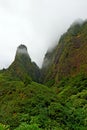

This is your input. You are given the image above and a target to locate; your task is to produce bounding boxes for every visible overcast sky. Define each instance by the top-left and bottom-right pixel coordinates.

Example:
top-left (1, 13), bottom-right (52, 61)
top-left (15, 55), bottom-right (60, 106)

top-left (0, 0), bottom-right (87, 69)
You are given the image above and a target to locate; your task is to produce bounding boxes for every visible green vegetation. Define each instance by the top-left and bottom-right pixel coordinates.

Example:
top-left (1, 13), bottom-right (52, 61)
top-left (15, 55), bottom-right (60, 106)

top-left (0, 72), bottom-right (87, 130)
top-left (0, 123), bottom-right (9, 130)
top-left (0, 20), bottom-right (87, 130)
top-left (14, 123), bottom-right (42, 130)
top-left (0, 75), bottom-right (58, 130)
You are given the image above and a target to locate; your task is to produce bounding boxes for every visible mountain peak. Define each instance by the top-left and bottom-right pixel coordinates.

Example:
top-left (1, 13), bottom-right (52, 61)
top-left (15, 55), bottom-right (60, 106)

top-left (16, 44), bottom-right (28, 55)
top-left (7, 44), bottom-right (40, 82)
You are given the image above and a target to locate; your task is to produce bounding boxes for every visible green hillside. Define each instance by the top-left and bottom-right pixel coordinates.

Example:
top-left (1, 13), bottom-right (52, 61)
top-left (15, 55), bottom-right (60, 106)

top-left (0, 71), bottom-right (87, 130)
top-left (0, 74), bottom-right (60, 130)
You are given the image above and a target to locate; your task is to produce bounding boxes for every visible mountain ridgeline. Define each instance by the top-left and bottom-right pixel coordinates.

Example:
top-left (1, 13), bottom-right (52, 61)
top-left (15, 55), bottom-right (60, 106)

top-left (2, 20), bottom-right (87, 84)
top-left (0, 20), bottom-right (87, 130)
top-left (42, 20), bottom-right (87, 85)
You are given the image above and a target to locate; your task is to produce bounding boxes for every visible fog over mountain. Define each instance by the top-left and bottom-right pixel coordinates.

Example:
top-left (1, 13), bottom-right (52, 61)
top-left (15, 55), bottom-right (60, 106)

top-left (0, 0), bottom-right (87, 69)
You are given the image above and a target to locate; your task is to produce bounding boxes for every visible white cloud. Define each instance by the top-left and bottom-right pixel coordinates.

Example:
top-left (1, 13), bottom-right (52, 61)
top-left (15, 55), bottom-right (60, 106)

top-left (0, 0), bottom-right (87, 69)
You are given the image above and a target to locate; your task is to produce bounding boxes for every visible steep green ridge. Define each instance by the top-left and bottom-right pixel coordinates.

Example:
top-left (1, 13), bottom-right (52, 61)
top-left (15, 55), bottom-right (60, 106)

top-left (5, 45), bottom-right (40, 82)
top-left (42, 20), bottom-right (87, 85)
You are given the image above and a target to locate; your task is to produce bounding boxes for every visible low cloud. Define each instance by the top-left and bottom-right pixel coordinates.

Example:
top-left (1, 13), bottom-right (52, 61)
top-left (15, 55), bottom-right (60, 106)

top-left (0, 0), bottom-right (87, 69)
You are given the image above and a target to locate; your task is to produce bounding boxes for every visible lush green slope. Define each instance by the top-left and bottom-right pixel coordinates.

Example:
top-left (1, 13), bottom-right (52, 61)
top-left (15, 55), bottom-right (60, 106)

top-left (0, 75), bottom-right (58, 130)
top-left (42, 21), bottom-right (87, 85)
top-left (0, 73), bottom-right (87, 130)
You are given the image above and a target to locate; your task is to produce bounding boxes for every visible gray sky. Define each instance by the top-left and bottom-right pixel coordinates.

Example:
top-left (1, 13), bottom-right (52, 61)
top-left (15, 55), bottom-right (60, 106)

top-left (0, 0), bottom-right (87, 69)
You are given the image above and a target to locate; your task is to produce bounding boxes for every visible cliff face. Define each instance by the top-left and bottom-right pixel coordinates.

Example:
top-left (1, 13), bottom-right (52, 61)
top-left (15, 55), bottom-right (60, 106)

top-left (42, 21), bottom-right (87, 85)
top-left (7, 44), bottom-right (40, 82)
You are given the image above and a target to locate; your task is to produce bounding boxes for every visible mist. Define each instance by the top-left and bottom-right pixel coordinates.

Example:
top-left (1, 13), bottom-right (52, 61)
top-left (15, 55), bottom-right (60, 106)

top-left (0, 0), bottom-right (87, 69)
